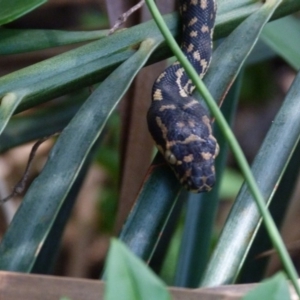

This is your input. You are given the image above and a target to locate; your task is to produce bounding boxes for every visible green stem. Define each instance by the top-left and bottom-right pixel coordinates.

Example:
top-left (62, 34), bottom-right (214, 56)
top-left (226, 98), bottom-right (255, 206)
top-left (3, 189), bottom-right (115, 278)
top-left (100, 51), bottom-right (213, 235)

top-left (145, 0), bottom-right (300, 295)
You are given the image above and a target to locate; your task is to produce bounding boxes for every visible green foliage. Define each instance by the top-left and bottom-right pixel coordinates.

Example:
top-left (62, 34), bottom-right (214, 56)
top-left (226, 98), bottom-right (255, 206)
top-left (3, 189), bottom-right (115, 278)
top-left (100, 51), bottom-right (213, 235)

top-left (0, 0), bottom-right (300, 299)
top-left (0, 0), bottom-right (46, 25)
top-left (0, 37), bottom-right (161, 272)
top-left (242, 272), bottom-right (291, 300)
top-left (241, 61), bottom-right (275, 103)
top-left (262, 16), bottom-right (300, 70)
top-left (219, 168), bottom-right (243, 200)
top-left (105, 239), bottom-right (171, 300)
top-left (0, 29), bottom-right (108, 55)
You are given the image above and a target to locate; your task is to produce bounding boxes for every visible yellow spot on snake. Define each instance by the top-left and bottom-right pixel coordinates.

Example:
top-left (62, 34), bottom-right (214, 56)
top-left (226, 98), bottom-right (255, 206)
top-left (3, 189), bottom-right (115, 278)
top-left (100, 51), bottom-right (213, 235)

top-left (202, 115), bottom-right (212, 133)
top-left (183, 99), bottom-right (198, 109)
top-left (191, 0), bottom-right (198, 5)
top-left (176, 68), bottom-right (184, 78)
top-left (188, 120), bottom-right (196, 127)
top-left (153, 89), bottom-right (163, 101)
top-left (201, 25), bottom-right (209, 33)
top-left (188, 17), bottom-right (198, 26)
top-left (190, 31), bottom-right (198, 37)
top-left (176, 68), bottom-right (188, 97)
top-left (183, 79), bottom-right (193, 93)
top-left (202, 152), bottom-right (212, 160)
top-left (170, 134), bottom-right (206, 147)
top-left (159, 104), bottom-right (176, 111)
top-left (187, 43), bottom-right (194, 53)
top-left (156, 72), bottom-right (166, 83)
top-left (177, 134), bottom-right (204, 144)
top-left (200, 0), bottom-right (208, 9)
top-left (183, 154), bottom-right (194, 163)
top-left (176, 122), bottom-right (185, 128)
top-left (200, 59), bottom-right (209, 74)
top-left (155, 117), bottom-right (168, 140)
top-left (193, 50), bottom-right (201, 61)
top-left (179, 89), bottom-right (188, 97)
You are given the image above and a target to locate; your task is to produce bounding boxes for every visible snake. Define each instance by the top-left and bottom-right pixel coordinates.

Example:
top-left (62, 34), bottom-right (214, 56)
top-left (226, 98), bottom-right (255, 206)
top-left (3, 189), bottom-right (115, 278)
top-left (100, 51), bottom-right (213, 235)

top-left (147, 0), bottom-right (219, 193)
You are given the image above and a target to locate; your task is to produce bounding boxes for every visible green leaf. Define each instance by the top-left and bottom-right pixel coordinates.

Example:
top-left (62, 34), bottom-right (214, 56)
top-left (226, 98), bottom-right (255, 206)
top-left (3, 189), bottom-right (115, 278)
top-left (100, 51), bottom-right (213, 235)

top-left (0, 95), bottom-right (84, 152)
top-left (201, 70), bottom-right (300, 286)
top-left (220, 168), bottom-right (243, 199)
top-left (0, 91), bottom-right (28, 136)
top-left (242, 272), bottom-right (291, 300)
top-left (0, 0), bottom-right (46, 25)
top-left (0, 29), bottom-right (108, 55)
top-left (0, 0), bottom-right (298, 116)
top-left (261, 16), bottom-right (300, 70)
top-left (118, 153), bottom-right (181, 261)
top-left (0, 14), bottom-right (178, 114)
top-left (105, 239), bottom-right (171, 300)
top-left (0, 38), bottom-right (161, 272)
top-left (201, 0), bottom-right (300, 287)
top-left (206, 0), bottom-right (283, 105)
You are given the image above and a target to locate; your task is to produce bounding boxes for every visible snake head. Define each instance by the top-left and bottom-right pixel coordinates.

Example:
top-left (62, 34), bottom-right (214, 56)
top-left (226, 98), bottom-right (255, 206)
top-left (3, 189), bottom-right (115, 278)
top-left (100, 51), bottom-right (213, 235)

top-left (164, 135), bottom-right (219, 193)
top-left (147, 93), bottom-right (219, 193)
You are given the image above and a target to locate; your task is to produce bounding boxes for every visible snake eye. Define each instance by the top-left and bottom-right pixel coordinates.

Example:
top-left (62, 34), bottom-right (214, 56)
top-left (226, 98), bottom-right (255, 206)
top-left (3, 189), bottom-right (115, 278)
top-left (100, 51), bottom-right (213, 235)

top-left (165, 150), bottom-right (177, 165)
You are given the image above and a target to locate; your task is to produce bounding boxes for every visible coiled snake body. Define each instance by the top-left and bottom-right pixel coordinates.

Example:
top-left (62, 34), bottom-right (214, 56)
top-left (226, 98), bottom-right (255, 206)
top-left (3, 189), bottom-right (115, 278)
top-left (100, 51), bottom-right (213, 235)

top-left (147, 0), bottom-right (219, 192)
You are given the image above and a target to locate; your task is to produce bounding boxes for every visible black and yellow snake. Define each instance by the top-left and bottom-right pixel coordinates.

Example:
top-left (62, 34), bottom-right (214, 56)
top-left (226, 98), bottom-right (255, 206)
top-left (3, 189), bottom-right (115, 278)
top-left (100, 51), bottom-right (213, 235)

top-left (147, 0), bottom-right (219, 192)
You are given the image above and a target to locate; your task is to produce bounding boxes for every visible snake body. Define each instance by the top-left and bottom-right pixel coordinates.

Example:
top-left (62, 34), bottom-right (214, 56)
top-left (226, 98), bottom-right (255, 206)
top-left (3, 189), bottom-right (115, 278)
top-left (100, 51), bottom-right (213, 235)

top-left (147, 0), bottom-right (219, 192)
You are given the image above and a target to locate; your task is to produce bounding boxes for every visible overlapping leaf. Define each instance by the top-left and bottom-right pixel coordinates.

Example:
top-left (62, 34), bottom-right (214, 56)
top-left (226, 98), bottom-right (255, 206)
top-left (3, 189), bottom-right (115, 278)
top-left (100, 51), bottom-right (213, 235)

top-left (0, 38), bottom-right (161, 272)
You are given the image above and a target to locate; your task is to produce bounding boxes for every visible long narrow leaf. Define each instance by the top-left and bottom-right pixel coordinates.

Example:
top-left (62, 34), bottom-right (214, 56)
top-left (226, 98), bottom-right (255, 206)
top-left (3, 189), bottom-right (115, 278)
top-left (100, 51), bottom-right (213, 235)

top-left (261, 16), bottom-right (300, 70)
top-left (202, 70), bottom-right (300, 286)
top-left (0, 29), bottom-right (109, 55)
top-left (0, 0), bottom-right (46, 25)
top-left (0, 37), bottom-right (161, 272)
top-left (105, 239), bottom-right (171, 300)
top-left (0, 0), bottom-right (298, 116)
top-left (0, 14), bottom-right (178, 115)
top-left (0, 91), bottom-right (28, 135)
top-left (205, 0), bottom-right (283, 105)
top-left (118, 153), bottom-right (181, 262)
top-left (242, 272), bottom-right (290, 300)
top-left (31, 138), bottom-right (102, 274)
top-left (0, 97), bottom-right (83, 153)
top-left (239, 141), bottom-right (300, 282)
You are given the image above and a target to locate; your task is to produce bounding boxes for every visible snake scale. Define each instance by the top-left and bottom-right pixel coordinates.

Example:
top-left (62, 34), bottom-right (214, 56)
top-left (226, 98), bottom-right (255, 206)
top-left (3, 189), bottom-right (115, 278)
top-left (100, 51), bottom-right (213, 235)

top-left (147, 0), bottom-right (219, 192)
